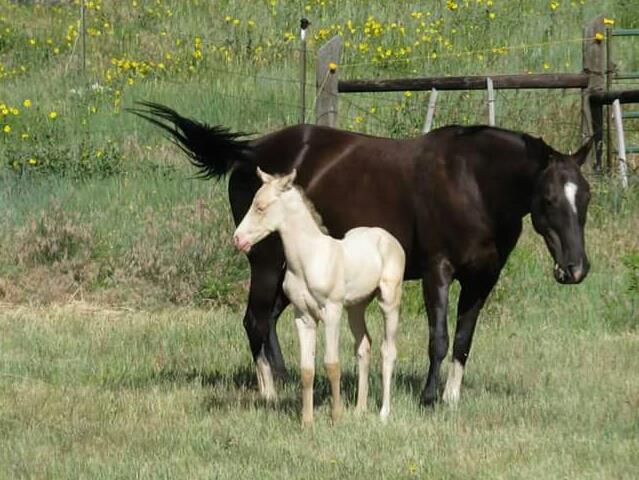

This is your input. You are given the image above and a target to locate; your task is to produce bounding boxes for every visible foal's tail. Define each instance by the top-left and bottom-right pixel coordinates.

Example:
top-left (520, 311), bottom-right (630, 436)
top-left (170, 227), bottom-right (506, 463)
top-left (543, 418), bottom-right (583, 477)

top-left (128, 101), bottom-right (253, 179)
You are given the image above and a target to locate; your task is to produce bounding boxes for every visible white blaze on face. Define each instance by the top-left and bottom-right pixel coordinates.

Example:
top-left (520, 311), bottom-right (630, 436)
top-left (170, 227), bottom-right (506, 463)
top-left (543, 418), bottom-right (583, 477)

top-left (564, 182), bottom-right (578, 214)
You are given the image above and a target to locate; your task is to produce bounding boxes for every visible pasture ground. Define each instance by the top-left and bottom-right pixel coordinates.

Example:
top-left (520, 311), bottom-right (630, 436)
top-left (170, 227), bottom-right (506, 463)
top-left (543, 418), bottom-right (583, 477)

top-left (1, 208), bottom-right (638, 479)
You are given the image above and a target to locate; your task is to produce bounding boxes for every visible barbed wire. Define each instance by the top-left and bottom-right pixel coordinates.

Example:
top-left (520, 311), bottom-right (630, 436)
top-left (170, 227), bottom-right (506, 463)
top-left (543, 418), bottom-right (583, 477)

top-left (339, 36), bottom-right (600, 70)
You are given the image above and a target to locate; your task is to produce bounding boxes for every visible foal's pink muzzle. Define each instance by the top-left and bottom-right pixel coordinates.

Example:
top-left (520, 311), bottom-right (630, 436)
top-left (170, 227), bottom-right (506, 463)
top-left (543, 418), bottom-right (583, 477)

top-left (233, 233), bottom-right (252, 253)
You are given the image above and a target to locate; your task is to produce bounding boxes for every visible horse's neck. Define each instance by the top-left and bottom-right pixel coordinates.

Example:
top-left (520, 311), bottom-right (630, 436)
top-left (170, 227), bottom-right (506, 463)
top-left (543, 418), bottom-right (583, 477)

top-left (277, 190), bottom-right (331, 273)
top-left (477, 149), bottom-right (542, 220)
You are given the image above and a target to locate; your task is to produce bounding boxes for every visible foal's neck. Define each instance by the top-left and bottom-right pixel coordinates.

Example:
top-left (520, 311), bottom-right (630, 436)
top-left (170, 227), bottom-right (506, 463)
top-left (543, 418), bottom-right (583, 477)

top-left (276, 189), bottom-right (330, 271)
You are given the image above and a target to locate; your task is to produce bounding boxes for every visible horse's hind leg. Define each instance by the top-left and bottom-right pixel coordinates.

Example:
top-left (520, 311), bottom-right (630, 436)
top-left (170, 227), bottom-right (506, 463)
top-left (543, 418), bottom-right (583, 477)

top-left (244, 237), bottom-right (288, 400)
top-left (346, 302), bottom-right (371, 414)
top-left (378, 276), bottom-right (402, 421)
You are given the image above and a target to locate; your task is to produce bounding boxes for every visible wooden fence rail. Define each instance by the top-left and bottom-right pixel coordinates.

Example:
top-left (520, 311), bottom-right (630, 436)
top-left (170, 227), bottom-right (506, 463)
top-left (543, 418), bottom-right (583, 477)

top-left (338, 73), bottom-right (589, 93)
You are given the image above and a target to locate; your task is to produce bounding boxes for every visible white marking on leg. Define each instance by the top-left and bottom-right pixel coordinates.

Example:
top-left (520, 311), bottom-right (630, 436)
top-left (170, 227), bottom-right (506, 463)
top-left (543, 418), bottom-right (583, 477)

top-left (564, 181), bottom-right (578, 214)
top-left (443, 359), bottom-right (464, 406)
top-left (256, 350), bottom-right (277, 401)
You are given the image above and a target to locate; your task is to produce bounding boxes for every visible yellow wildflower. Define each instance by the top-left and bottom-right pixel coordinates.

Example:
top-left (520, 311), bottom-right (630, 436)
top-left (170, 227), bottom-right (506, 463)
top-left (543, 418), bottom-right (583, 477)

top-left (595, 32), bottom-right (604, 42)
top-left (3, 125), bottom-right (11, 133)
top-left (21, 132), bottom-right (29, 140)
top-left (48, 111), bottom-right (58, 119)
top-left (28, 158), bottom-right (37, 165)
top-left (404, 91), bottom-right (413, 98)
top-left (489, 12), bottom-right (496, 20)
top-left (328, 62), bottom-right (338, 72)
top-left (603, 18), bottom-right (614, 26)
top-left (23, 99), bottom-right (32, 108)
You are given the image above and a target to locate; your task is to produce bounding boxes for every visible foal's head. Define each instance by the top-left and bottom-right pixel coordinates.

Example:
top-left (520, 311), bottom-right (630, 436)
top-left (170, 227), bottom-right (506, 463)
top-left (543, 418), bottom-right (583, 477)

top-left (530, 138), bottom-right (593, 284)
top-left (233, 168), bottom-right (297, 253)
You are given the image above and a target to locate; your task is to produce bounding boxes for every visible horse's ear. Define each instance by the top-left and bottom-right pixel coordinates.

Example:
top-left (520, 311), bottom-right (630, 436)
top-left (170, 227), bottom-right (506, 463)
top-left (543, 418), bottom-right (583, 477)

top-left (278, 169), bottom-right (297, 190)
top-left (256, 167), bottom-right (275, 183)
top-left (572, 136), bottom-right (595, 167)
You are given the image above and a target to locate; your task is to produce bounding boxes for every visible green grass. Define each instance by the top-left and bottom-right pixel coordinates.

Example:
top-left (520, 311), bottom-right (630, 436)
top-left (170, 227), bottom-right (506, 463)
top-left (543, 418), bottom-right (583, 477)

top-left (1, 264), bottom-right (637, 478)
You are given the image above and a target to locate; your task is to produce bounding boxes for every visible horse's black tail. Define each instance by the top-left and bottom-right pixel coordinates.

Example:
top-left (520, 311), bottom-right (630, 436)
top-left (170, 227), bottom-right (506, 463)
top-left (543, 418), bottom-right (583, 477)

top-left (128, 101), bottom-right (252, 179)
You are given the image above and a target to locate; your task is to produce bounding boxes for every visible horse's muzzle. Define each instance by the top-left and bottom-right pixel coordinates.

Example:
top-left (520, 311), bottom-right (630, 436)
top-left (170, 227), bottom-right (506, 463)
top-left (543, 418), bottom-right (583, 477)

top-left (554, 260), bottom-right (589, 284)
top-left (233, 234), bottom-right (252, 253)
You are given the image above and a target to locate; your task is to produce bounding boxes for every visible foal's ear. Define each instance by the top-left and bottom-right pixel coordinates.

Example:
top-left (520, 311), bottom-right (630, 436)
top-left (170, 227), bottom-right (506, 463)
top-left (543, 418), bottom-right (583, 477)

top-left (572, 136), bottom-right (595, 167)
top-left (256, 167), bottom-right (275, 184)
top-left (278, 169), bottom-right (297, 190)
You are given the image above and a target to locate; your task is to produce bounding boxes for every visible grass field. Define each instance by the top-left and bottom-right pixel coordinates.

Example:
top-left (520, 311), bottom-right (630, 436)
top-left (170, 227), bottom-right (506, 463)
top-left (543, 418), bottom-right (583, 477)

top-left (1, 0), bottom-right (638, 478)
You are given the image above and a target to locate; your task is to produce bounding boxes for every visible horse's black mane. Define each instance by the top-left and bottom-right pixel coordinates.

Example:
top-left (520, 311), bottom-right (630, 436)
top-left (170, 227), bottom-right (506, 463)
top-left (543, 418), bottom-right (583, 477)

top-left (451, 124), bottom-right (558, 160)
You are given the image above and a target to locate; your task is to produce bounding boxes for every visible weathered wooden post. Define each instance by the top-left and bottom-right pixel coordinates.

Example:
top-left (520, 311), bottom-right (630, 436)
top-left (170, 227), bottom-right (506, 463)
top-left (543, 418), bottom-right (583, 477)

top-left (316, 35), bottom-right (342, 127)
top-left (582, 15), bottom-right (605, 169)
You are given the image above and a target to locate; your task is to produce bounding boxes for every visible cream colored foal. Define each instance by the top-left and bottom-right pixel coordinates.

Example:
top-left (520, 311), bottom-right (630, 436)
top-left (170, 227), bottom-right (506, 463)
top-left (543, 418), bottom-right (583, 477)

top-left (234, 168), bottom-right (405, 426)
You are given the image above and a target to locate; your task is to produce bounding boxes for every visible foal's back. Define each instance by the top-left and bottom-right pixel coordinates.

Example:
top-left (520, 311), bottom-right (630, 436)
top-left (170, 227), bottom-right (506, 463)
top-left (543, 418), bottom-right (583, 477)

top-left (340, 227), bottom-right (405, 306)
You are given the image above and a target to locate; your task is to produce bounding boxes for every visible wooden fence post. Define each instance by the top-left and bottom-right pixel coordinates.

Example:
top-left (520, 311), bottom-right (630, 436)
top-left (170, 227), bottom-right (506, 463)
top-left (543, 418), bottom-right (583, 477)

top-left (316, 35), bottom-right (342, 127)
top-left (582, 15), bottom-right (605, 169)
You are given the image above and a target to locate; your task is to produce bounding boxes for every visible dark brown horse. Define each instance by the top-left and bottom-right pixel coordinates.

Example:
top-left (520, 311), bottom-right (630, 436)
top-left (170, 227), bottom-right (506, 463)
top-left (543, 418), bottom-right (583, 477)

top-left (133, 102), bottom-right (592, 406)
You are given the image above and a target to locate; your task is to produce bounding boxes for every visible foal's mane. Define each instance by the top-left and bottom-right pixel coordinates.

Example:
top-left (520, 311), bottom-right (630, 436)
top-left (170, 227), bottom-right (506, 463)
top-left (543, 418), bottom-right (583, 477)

top-left (293, 186), bottom-right (328, 234)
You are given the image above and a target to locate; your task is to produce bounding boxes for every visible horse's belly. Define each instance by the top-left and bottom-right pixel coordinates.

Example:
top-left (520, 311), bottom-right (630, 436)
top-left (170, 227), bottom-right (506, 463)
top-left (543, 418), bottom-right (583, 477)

top-left (342, 232), bottom-right (383, 305)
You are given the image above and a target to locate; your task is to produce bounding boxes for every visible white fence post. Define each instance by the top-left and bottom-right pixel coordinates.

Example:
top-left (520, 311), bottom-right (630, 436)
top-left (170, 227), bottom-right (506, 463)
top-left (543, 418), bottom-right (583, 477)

top-left (487, 77), bottom-right (495, 126)
top-left (422, 88), bottom-right (438, 133)
top-left (612, 99), bottom-right (629, 189)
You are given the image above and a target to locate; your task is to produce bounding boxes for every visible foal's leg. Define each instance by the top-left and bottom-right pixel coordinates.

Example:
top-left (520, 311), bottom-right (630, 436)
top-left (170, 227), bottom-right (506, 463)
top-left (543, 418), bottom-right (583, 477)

top-left (323, 302), bottom-right (344, 423)
top-left (346, 302), bottom-right (371, 414)
top-left (421, 263), bottom-right (453, 406)
top-left (443, 272), bottom-right (498, 405)
top-left (378, 278), bottom-right (402, 421)
top-left (295, 309), bottom-right (317, 426)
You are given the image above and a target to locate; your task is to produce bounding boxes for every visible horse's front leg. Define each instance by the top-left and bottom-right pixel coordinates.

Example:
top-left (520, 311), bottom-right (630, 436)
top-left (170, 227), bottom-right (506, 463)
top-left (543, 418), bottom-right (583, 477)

top-left (323, 302), bottom-right (344, 423)
top-left (294, 309), bottom-right (318, 427)
top-left (420, 262), bottom-right (453, 406)
top-left (443, 270), bottom-right (499, 406)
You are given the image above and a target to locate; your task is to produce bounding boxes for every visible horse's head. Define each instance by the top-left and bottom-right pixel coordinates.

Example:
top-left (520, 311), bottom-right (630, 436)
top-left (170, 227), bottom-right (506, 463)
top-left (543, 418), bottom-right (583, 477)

top-left (530, 138), bottom-right (593, 284)
top-left (233, 168), bottom-right (297, 253)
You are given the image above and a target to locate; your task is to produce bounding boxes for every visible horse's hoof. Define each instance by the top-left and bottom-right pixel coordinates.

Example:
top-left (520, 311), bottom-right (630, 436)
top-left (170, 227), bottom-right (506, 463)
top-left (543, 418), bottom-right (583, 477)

top-left (420, 390), bottom-right (437, 408)
top-left (273, 367), bottom-right (288, 382)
